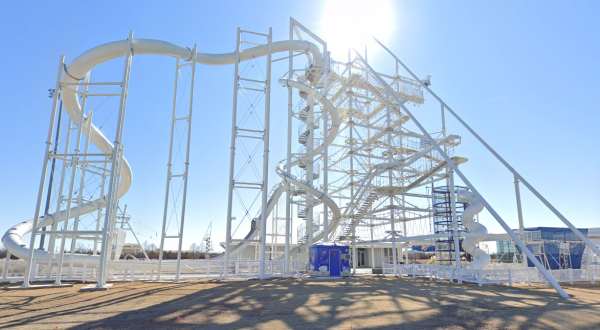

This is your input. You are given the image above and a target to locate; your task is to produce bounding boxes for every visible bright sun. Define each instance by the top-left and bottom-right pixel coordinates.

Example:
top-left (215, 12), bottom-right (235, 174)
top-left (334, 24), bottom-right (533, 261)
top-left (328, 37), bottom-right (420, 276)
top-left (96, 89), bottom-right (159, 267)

top-left (320, 0), bottom-right (395, 59)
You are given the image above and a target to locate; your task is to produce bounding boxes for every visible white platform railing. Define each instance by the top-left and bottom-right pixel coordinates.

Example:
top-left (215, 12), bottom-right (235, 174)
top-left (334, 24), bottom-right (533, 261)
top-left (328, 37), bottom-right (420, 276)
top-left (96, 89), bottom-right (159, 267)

top-left (0, 259), bottom-right (302, 283)
top-left (382, 263), bottom-right (599, 287)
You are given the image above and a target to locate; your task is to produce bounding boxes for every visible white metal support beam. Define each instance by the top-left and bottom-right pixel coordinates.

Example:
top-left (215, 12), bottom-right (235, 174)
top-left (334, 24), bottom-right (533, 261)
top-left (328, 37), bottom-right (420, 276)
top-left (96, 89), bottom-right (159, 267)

top-left (22, 55), bottom-right (65, 288)
top-left (224, 28), bottom-right (242, 277)
top-left (354, 47), bottom-right (570, 299)
top-left (96, 31), bottom-right (134, 289)
top-left (225, 27), bottom-right (273, 280)
top-left (157, 44), bottom-right (197, 282)
top-left (374, 37), bottom-right (600, 260)
top-left (259, 28), bottom-right (273, 280)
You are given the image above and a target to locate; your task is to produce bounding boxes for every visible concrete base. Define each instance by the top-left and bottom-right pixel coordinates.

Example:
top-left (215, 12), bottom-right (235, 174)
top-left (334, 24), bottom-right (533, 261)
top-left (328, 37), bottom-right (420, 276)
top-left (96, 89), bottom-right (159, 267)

top-left (79, 284), bottom-right (113, 292)
top-left (144, 280), bottom-right (189, 284)
top-left (4, 283), bottom-right (74, 290)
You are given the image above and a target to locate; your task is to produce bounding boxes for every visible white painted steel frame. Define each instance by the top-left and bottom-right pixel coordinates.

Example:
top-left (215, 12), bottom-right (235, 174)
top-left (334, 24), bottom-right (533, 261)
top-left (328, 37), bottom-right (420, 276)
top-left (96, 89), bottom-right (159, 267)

top-left (375, 37), bottom-right (600, 258)
top-left (3, 30), bottom-right (324, 286)
top-left (286, 19), bottom-right (329, 265)
top-left (259, 29), bottom-right (273, 280)
top-left (21, 55), bottom-right (65, 288)
top-left (354, 47), bottom-right (570, 299)
top-left (54, 78), bottom-right (87, 285)
top-left (96, 31), bottom-right (135, 289)
top-left (156, 44), bottom-right (198, 282)
top-left (225, 28), bottom-right (274, 279)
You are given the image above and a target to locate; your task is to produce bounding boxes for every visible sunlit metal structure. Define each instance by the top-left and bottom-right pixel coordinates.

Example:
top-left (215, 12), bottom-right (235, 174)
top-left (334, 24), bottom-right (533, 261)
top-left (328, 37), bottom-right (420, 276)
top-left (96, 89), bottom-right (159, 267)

top-left (1, 18), bottom-right (598, 298)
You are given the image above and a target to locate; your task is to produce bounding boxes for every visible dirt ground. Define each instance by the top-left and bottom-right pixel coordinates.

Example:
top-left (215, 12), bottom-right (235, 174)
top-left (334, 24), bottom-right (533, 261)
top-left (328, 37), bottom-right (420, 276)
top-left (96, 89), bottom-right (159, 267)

top-left (1, 276), bottom-right (599, 329)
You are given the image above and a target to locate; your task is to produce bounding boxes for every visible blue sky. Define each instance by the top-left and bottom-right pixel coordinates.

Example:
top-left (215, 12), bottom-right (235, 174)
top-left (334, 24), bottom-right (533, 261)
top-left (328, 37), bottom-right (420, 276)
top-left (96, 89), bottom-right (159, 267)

top-left (0, 1), bottom-right (598, 252)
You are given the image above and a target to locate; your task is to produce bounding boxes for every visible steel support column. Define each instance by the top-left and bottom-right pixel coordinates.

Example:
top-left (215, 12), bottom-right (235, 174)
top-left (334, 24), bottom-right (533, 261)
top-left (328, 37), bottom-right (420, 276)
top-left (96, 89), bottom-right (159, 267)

top-left (22, 55), bottom-right (65, 287)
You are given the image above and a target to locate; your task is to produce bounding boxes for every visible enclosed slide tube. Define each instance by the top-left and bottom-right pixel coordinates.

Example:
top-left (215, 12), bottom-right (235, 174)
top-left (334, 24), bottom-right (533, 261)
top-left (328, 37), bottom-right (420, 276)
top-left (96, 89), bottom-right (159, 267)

top-left (211, 77), bottom-right (342, 260)
top-left (212, 182), bottom-right (285, 260)
top-left (273, 77), bottom-right (343, 258)
top-left (275, 164), bottom-right (342, 258)
top-left (222, 76), bottom-right (344, 260)
top-left (457, 189), bottom-right (491, 269)
top-left (2, 38), bottom-right (323, 271)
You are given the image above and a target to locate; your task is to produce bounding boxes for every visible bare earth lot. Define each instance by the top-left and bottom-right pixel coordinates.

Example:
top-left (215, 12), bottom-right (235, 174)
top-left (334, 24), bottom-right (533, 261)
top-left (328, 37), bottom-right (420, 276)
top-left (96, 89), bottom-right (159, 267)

top-left (1, 276), bottom-right (599, 329)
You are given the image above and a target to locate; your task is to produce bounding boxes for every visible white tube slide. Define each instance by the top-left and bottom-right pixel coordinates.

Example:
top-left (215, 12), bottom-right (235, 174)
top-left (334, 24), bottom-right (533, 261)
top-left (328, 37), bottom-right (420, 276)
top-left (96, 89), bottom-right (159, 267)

top-left (272, 78), bottom-right (343, 257)
top-left (2, 38), bottom-right (322, 270)
top-left (216, 78), bottom-right (341, 259)
top-left (278, 78), bottom-right (340, 168)
top-left (457, 189), bottom-right (491, 269)
top-left (275, 164), bottom-right (342, 258)
top-left (212, 182), bottom-right (285, 260)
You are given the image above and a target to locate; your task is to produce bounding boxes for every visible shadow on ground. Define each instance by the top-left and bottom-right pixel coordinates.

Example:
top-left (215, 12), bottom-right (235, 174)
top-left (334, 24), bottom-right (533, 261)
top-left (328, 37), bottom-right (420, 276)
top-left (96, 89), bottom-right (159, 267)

top-left (1, 276), bottom-right (600, 329)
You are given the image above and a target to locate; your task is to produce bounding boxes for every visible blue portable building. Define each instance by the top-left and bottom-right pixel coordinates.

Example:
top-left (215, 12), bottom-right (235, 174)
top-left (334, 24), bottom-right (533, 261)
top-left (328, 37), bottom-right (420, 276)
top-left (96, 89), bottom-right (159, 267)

top-left (308, 242), bottom-right (351, 277)
top-left (514, 227), bottom-right (589, 269)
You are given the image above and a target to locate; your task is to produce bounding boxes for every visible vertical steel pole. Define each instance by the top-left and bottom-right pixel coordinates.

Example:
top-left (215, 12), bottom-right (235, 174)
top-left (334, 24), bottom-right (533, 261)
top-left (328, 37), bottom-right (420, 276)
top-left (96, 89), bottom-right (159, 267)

top-left (96, 31), bottom-right (134, 288)
top-left (225, 28), bottom-right (242, 278)
top-left (284, 20), bottom-right (293, 270)
top-left (259, 28), bottom-right (273, 280)
top-left (40, 99), bottom-right (64, 251)
top-left (92, 159), bottom-right (108, 255)
top-left (47, 118), bottom-right (72, 280)
top-left (402, 196), bottom-right (408, 264)
top-left (306, 95), bottom-right (314, 251)
top-left (22, 55), bottom-right (64, 287)
top-left (449, 172), bottom-right (461, 269)
top-left (2, 252), bottom-right (11, 279)
top-left (272, 204), bottom-right (277, 260)
top-left (156, 56), bottom-right (181, 281)
top-left (354, 50), bottom-right (570, 298)
top-left (68, 73), bottom-right (91, 278)
top-left (348, 49), bottom-right (356, 273)
top-left (322, 44), bottom-right (329, 243)
top-left (514, 174), bottom-right (527, 265)
top-left (386, 91), bottom-right (398, 273)
top-left (46, 103), bottom-right (68, 278)
top-left (56, 81), bottom-right (89, 285)
top-left (174, 44), bottom-right (197, 283)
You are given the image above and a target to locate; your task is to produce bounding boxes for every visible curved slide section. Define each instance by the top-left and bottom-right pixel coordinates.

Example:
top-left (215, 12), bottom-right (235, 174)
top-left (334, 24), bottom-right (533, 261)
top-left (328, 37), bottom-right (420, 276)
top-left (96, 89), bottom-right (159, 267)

top-left (273, 77), bottom-right (343, 257)
top-left (457, 190), bottom-right (491, 269)
top-left (275, 164), bottom-right (342, 257)
top-left (278, 78), bottom-right (340, 168)
top-left (216, 77), bottom-right (341, 259)
top-left (212, 182), bottom-right (285, 260)
top-left (2, 38), bottom-right (322, 270)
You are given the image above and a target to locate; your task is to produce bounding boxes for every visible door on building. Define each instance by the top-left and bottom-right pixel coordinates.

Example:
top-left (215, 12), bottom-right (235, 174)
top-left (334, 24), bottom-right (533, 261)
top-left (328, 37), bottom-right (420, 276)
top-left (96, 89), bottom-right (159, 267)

top-left (358, 251), bottom-right (366, 267)
top-left (330, 249), bottom-right (341, 276)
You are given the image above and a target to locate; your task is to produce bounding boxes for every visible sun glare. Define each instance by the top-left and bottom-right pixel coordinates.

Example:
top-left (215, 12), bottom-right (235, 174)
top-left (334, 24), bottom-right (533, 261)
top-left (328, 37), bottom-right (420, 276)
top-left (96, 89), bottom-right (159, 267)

top-left (320, 0), bottom-right (394, 59)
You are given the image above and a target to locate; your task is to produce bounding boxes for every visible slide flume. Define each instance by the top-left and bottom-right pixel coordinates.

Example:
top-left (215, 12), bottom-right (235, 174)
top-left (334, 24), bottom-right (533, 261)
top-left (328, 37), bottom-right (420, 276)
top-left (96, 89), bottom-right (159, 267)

top-left (457, 189), bottom-right (491, 269)
top-left (2, 38), bottom-right (325, 271)
top-left (217, 77), bottom-right (342, 260)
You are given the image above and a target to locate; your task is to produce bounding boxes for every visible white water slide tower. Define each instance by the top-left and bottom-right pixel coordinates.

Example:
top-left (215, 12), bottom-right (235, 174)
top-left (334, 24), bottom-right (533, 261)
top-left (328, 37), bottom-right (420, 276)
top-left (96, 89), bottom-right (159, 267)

top-left (2, 18), bottom-right (597, 299)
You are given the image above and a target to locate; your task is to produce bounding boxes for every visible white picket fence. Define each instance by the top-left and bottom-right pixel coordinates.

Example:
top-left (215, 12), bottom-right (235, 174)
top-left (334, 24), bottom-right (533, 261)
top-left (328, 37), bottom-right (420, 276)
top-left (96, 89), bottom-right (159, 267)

top-left (0, 259), bottom-right (302, 283)
top-left (382, 263), bottom-right (600, 287)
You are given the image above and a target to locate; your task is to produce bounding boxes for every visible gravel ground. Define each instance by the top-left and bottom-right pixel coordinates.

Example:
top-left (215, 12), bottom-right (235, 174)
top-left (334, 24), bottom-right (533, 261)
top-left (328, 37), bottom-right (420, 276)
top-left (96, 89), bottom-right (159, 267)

top-left (1, 276), bottom-right (599, 329)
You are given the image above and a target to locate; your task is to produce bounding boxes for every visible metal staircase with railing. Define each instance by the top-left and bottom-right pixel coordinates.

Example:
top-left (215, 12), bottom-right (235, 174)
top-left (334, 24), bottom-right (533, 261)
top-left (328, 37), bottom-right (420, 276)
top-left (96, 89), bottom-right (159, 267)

top-left (339, 191), bottom-right (378, 240)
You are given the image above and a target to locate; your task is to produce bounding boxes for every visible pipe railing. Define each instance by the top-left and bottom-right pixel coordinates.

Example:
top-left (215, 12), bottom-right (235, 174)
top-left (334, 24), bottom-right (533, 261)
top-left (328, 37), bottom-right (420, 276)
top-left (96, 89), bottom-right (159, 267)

top-left (0, 259), bottom-right (303, 282)
top-left (373, 37), bottom-right (600, 260)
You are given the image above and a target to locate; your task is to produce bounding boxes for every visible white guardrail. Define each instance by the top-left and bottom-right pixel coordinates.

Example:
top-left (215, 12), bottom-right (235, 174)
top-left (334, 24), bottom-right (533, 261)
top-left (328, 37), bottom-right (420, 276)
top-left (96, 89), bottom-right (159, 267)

top-left (0, 259), bottom-right (303, 283)
top-left (382, 263), bottom-right (600, 287)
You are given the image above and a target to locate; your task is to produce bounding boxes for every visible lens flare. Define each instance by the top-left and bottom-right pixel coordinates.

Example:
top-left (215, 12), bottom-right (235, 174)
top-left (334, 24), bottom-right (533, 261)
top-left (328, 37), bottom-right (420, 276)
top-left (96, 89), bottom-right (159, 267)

top-left (319, 0), bottom-right (395, 58)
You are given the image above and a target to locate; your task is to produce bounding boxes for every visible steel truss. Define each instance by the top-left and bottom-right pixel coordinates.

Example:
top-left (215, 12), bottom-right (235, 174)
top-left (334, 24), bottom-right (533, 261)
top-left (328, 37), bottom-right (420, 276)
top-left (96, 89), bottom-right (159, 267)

top-left (225, 27), bottom-right (273, 279)
top-left (157, 45), bottom-right (198, 282)
top-left (4, 20), bottom-right (596, 300)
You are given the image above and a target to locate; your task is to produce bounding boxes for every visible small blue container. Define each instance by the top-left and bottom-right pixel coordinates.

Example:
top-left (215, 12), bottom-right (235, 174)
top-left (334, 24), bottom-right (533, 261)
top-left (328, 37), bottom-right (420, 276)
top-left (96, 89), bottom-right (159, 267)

top-left (308, 242), bottom-right (351, 277)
